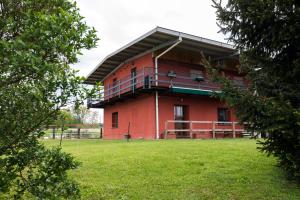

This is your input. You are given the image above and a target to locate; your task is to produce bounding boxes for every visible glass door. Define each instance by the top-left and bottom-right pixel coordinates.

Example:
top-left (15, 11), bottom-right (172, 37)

top-left (131, 68), bottom-right (137, 91)
top-left (174, 105), bottom-right (189, 138)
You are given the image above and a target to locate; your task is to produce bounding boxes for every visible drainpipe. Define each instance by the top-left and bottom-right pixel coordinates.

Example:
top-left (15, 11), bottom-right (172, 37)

top-left (154, 37), bottom-right (182, 139)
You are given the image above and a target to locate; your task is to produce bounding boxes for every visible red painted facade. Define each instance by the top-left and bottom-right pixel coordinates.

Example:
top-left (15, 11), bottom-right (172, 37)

top-left (103, 53), bottom-right (154, 94)
top-left (104, 93), bottom-right (156, 139)
top-left (84, 28), bottom-right (246, 139)
top-left (101, 51), bottom-right (244, 139)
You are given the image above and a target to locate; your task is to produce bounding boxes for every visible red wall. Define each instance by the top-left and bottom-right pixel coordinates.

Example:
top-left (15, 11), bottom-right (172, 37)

top-left (101, 54), bottom-right (243, 140)
top-left (158, 94), bottom-right (240, 138)
top-left (103, 53), bottom-right (154, 88)
top-left (159, 59), bottom-right (245, 81)
top-left (103, 93), bottom-right (156, 139)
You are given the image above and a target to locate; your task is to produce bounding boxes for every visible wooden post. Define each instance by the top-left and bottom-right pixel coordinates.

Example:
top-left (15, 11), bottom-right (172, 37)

top-left (77, 128), bottom-right (81, 139)
top-left (212, 121), bottom-right (216, 139)
top-left (100, 127), bottom-right (103, 139)
top-left (189, 121), bottom-right (193, 139)
top-left (52, 127), bottom-right (56, 139)
top-left (164, 121), bottom-right (168, 139)
top-left (232, 122), bottom-right (236, 138)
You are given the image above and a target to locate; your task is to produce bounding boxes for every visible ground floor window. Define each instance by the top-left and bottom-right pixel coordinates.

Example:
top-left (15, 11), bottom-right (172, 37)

top-left (218, 108), bottom-right (230, 122)
top-left (112, 112), bottom-right (118, 128)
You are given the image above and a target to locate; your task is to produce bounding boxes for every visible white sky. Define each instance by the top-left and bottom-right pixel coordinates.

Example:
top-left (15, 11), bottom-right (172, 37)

top-left (72, 0), bottom-right (229, 123)
top-left (72, 0), bottom-right (229, 76)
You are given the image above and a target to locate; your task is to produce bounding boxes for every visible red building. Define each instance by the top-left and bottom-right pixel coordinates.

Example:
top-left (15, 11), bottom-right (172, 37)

top-left (85, 27), bottom-right (246, 139)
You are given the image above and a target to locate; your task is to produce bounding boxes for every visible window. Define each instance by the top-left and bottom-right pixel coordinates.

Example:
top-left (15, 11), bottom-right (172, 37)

top-left (218, 108), bottom-right (230, 122)
top-left (112, 112), bottom-right (118, 128)
top-left (190, 70), bottom-right (204, 80)
top-left (131, 67), bottom-right (137, 90)
top-left (112, 78), bottom-right (118, 95)
top-left (174, 105), bottom-right (184, 120)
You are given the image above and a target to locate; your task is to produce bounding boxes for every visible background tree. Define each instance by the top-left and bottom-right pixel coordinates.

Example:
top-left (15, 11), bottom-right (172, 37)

top-left (209, 0), bottom-right (300, 181)
top-left (72, 105), bottom-right (89, 124)
top-left (52, 109), bottom-right (82, 126)
top-left (90, 110), bottom-right (100, 125)
top-left (0, 0), bottom-right (98, 199)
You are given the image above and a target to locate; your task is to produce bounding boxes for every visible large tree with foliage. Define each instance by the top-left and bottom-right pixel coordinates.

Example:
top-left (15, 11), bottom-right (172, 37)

top-left (209, 0), bottom-right (300, 181)
top-left (0, 0), bottom-right (98, 199)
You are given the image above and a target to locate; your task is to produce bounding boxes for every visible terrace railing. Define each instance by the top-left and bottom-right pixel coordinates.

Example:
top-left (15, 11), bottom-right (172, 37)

top-left (156, 71), bottom-right (221, 91)
top-left (104, 67), bottom-right (153, 101)
top-left (87, 67), bottom-right (246, 106)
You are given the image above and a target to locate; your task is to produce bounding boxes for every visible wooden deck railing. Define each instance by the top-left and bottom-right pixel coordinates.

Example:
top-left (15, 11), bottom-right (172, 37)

top-left (164, 120), bottom-right (247, 139)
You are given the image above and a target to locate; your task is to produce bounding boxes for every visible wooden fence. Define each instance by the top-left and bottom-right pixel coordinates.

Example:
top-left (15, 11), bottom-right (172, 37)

top-left (46, 124), bottom-right (103, 139)
top-left (164, 120), bottom-right (249, 139)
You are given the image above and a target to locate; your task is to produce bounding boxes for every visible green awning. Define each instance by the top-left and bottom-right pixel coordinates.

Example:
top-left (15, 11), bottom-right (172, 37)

top-left (170, 87), bottom-right (217, 96)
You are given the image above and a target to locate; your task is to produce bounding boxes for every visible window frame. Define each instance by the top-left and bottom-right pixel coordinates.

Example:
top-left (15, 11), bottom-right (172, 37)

top-left (217, 108), bottom-right (230, 122)
top-left (112, 112), bottom-right (119, 128)
top-left (190, 69), bottom-right (204, 80)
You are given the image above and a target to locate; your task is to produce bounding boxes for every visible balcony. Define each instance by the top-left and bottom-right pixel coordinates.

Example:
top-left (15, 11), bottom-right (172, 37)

top-left (87, 67), bottom-right (245, 108)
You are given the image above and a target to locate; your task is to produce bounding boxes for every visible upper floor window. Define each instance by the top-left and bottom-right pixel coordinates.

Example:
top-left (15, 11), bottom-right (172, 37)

top-left (218, 108), bottom-right (230, 122)
top-left (112, 112), bottom-right (118, 128)
top-left (112, 78), bottom-right (118, 94)
top-left (131, 67), bottom-right (137, 90)
top-left (190, 70), bottom-right (204, 81)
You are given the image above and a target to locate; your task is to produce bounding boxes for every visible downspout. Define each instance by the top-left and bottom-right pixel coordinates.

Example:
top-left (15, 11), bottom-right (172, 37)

top-left (154, 37), bottom-right (182, 139)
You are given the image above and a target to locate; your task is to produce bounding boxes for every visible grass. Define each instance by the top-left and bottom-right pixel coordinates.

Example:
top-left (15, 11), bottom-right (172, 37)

top-left (44, 139), bottom-right (300, 200)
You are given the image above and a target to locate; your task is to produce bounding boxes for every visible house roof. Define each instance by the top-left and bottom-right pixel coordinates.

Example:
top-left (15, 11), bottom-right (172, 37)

top-left (85, 27), bottom-right (237, 85)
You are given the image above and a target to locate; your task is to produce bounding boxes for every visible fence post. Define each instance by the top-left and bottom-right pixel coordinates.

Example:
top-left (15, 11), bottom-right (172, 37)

top-left (212, 121), bottom-right (216, 139)
top-left (77, 128), bottom-right (81, 139)
top-left (100, 127), bottom-right (103, 139)
top-left (52, 127), bottom-right (56, 139)
top-left (164, 121), bottom-right (168, 139)
top-left (232, 122), bottom-right (236, 138)
top-left (189, 121), bottom-right (193, 139)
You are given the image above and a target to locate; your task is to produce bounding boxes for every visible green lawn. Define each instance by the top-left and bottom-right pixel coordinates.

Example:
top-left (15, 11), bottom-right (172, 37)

top-left (45, 139), bottom-right (300, 200)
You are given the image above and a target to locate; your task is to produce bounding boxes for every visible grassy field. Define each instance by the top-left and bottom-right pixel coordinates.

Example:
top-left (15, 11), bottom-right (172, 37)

top-left (45, 139), bottom-right (300, 200)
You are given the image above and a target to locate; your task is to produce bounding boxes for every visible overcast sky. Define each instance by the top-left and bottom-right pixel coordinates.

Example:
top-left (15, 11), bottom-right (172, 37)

top-left (72, 0), bottom-right (229, 77)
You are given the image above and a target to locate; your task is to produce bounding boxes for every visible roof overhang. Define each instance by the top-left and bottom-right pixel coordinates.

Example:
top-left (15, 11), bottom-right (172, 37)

top-left (85, 26), bottom-right (237, 85)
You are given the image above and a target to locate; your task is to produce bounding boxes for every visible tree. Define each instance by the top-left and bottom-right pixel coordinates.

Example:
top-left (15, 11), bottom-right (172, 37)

top-left (52, 109), bottom-right (80, 126)
top-left (90, 110), bottom-right (100, 125)
top-left (72, 105), bottom-right (89, 124)
top-left (209, 0), bottom-right (300, 181)
top-left (0, 0), bottom-right (98, 199)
